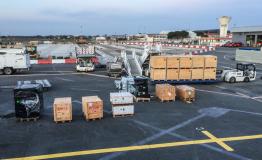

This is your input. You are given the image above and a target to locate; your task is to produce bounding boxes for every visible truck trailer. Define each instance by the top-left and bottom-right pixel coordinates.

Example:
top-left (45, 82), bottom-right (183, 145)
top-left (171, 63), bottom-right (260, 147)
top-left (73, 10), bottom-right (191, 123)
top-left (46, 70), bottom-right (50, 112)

top-left (0, 48), bottom-right (31, 75)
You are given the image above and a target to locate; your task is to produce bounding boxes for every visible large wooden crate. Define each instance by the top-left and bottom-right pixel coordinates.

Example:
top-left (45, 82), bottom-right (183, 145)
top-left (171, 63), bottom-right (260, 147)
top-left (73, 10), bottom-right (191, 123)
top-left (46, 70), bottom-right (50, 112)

top-left (150, 68), bottom-right (166, 80)
top-left (155, 84), bottom-right (176, 102)
top-left (204, 55), bottom-right (217, 68)
top-left (192, 56), bottom-right (205, 68)
top-left (191, 69), bottom-right (204, 80)
top-left (204, 68), bottom-right (216, 80)
top-left (166, 69), bottom-right (179, 80)
top-left (53, 97), bottom-right (72, 122)
top-left (82, 96), bottom-right (103, 120)
top-left (179, 56), bottom-right (192, 68)
top-left (176, 85), bottom-right (195, 102)
top-left (150, 56), bottom-right (166, 68)
top-left (166, 56), bottom-right (179, 68)
top-left (179, 69), bottom-right (192, 80)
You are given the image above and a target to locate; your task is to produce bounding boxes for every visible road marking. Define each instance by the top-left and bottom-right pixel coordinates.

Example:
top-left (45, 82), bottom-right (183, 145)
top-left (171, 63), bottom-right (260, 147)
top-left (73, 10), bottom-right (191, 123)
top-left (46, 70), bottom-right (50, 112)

top-left (202, 131), bottom-right (234, 151)
top-left (6, 133), bottom-right (262, 160)
top-left (55, 77), bottom-right (74, 82)
top-left (196, 89), bottom-right (249, 98)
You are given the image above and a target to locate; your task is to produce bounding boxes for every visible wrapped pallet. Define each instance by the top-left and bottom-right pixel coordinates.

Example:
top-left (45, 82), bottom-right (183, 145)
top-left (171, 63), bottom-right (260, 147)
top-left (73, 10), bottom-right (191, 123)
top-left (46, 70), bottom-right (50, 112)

top-left (82, 96), bottom-right (103, 121)
top-left (155, 84), bottom-right (176, 102)
top-left (110, 92), bottom-right (134, 117)
top-left (53, 97), bottom-right (72, 123)
top-left (176, 85), bottom-right (195, 103)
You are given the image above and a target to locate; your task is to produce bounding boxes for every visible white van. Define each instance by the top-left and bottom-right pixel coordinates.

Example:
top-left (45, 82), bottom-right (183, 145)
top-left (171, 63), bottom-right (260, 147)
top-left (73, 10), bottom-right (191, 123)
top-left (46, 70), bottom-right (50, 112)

top-left (0, 48), bottom-right (31, 75)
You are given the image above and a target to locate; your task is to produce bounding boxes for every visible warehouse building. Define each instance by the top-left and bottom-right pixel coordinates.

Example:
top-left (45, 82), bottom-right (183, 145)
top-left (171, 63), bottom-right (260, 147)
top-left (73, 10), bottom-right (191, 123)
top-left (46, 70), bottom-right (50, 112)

top-left (232, 26), bottom-right (262, 46)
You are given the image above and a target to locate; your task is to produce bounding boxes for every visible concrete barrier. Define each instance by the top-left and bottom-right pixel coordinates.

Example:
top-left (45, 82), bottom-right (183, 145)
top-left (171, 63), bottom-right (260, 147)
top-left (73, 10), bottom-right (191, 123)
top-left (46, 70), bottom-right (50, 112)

top-left (236, 49), bottom-right (262, 64)
top-left (30, 59), bottom-right (76, 65)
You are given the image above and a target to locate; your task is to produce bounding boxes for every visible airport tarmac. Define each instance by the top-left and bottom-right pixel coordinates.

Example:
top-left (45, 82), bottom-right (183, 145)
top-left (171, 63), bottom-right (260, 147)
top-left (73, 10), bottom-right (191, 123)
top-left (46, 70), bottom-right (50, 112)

top-left (0, 47), bottom-right (262, 160)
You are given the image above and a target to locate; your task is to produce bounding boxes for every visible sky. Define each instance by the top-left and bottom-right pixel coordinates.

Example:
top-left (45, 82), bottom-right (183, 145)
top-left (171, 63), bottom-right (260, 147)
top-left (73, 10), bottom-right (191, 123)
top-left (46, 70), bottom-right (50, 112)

top-left (0, 0), bottom-right (261, 35)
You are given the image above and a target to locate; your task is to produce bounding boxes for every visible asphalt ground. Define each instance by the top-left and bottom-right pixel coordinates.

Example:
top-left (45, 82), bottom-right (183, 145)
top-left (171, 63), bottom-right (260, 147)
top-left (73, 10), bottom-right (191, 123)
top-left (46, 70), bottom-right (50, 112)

top-left (0, 47), bottom-right (262, 160)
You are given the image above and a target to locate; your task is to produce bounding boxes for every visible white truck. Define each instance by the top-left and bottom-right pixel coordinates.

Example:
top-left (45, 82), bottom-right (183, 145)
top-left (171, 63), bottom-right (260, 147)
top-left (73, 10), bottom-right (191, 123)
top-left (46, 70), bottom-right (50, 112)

top-left (76, 54), bottom-right (96, 72)
top-left (0, 48), bottom-right (31, 75)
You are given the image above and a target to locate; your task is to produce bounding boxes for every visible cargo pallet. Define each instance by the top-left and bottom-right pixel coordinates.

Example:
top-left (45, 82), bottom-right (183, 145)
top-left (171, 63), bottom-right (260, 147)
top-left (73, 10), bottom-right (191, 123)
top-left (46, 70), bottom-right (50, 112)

top-left (113, 114), bottom-right (134, 118)
top-left (151, 79), bottom-right (221, 85)
top-left (133, 96), bottom-right (150, 102)
top-left (180, 97), bottom-right (195, 104)
top-left (54, 120), bottom-right (72, 123)
top-left (85, 117), bottom-right (103, 121)
top-left (16, 117), bottom-right (39, 122)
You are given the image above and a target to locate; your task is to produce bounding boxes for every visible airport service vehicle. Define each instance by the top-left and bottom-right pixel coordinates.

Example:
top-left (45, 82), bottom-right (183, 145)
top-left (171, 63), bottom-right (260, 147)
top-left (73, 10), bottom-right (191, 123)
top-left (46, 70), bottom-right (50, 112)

top-left (0, 48), bottom-right (31, 75)
top-left (107, 57), bottom-right (124, 77)
top-left (221, 63), bottom-right (256, 83)
top-left (76, 54), bottom-right (96, 72)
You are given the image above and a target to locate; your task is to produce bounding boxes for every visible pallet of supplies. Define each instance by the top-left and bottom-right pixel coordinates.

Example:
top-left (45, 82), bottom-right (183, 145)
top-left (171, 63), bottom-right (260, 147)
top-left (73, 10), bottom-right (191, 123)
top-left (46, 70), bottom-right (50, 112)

top-left (82, 96), bottom-right (103, 121)
top-left (155, 84), bottom-right (176, 102)
top-left (176, 85), bottom-right (195, 103)
top-left (110, 92), bottom-right (134, 117)
top-left (204, 55), bottom-right (217, 68)
top-left (53, 97), bottom-right (72, 123)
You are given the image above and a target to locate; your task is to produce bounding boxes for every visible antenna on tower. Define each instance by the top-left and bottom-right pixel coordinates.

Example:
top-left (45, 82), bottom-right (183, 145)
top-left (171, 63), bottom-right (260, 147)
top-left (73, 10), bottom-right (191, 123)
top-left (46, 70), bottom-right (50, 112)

top-left (218, 16), bottom-right (231, 38)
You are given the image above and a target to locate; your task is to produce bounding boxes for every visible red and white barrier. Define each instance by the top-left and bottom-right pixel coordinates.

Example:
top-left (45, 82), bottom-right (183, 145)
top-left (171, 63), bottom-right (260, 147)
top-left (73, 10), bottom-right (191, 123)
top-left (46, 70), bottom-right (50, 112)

top-left (30, 59), bottom-right (76, 65)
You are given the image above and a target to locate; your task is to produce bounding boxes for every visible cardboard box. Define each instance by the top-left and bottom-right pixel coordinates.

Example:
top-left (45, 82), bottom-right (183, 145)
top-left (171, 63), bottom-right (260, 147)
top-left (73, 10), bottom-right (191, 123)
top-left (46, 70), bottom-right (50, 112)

top-left (179, 56), bottom-right (192, 68)
top-left (204, 55), bottom-right (217, 68)
top-left (150, 56), bottom-right (166, 68)
top-left (150, 68), bottom-right (166, 80)
top-left (53, 97), bottom-right (72, 122)
top-left (191, 69), bottom-right (204, 80)
top-left (179, 69), bottom-right (192, 80)
top-left (204, 68), bottom-right (216, 79)
top-left (166, 56), bottom-right (180, 68)
top-left (176, 85), bottom-right (195, 102)
top-left (155, 84), bottom-right (176, 101)
top-left (192, 56), bottom-right (205, 68)
top-left (82, 96), bottom-right (103, 120)
top-left (166, 69), bottom-right (179, 80)
top-left (112, 105), bottom-right (134, 117)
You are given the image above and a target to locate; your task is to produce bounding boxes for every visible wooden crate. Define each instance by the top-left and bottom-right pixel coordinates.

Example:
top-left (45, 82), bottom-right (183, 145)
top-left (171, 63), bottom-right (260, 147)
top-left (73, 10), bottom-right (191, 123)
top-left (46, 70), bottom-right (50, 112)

top-left (204, 68), bottom-right (216, 80)
top-left (179, 56), bottom-right (192, 68)
top-left (192, 55), bottom-right (205, 68)
top-left (82, 96), bottom-right (103, 120)
top-left (110, 92), bottom-right (133, 105)
top-left (166, 69), bottom-right (179, 80)
top-left (150, 56), bottom-right (166, 68)
top-left (150, 68), bottom-right (166, 80)
top-left (204, 55), bottom-right (217, 68)
top-left (191, 69), bottom-right (204, 80)
top-left (176, 85), bottom-right (195, 103)
top-left (155, 84), bottom-right (176, 102)
top-left (179, 69), bottom-right (192, 80)
top-left (166, 56), bottom-right (179, 68)
top-left (53, 97), bottom-right (72, 122)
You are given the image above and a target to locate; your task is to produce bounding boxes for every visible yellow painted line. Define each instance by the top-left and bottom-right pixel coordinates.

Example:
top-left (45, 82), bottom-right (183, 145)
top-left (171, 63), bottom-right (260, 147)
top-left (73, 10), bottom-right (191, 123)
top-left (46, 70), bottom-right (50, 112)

top-left (202, 131), bottom-right (234, 151)
top-left (6, 133), bottom-right (262, 160)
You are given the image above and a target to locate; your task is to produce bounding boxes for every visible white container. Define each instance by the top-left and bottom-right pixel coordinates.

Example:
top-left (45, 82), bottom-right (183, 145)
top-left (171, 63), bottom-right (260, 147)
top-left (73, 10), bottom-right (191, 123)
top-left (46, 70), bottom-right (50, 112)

top-left (112, 105), bottom-right (134, 116)
top-left (110, 92), bottom-right (133, 105)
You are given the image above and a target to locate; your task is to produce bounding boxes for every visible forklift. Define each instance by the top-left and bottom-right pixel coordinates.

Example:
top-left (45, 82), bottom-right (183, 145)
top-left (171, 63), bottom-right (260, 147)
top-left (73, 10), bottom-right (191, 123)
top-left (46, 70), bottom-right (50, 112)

top-left (221, 63), bottom-right (256, 83)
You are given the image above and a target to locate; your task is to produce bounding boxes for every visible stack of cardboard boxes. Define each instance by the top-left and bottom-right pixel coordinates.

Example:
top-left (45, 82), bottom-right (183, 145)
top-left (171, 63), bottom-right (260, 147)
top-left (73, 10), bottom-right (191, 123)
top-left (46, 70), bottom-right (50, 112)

top-left (110, 92), bottom-right (134, 117)
top-left (150, 55), bottom-right (217, 81)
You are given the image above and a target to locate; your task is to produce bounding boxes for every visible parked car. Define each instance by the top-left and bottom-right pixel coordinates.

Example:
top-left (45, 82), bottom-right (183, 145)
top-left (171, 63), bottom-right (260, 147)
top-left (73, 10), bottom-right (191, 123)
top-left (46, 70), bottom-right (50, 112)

top-left (257, 42), bottom-right (262, 47)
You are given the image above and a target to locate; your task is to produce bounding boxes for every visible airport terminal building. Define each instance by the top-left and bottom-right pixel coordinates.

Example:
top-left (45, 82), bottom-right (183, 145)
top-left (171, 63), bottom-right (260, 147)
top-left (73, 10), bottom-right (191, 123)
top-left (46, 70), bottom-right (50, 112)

top-left (232, 26), bottom-right (262, 46)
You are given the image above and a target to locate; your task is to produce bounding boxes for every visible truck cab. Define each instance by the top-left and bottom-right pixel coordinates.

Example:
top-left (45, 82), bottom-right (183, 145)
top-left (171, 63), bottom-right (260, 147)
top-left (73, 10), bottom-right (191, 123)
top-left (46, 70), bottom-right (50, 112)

top-left (222, 63), bottom-right (256, 83)
top-left (0, 48), bottom-right (31, 75)
top-left (76, 55), bottom-right (96, 72)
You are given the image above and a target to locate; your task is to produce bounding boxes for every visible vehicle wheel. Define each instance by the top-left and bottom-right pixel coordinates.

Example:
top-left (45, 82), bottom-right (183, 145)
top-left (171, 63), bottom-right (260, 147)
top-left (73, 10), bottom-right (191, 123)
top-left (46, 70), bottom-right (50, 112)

top-left (244, 77), bottom-right (250, 82)
top-left (229, 77), bottom-right (236, 83)
top-left (4, 68), bottom-right (13, 75)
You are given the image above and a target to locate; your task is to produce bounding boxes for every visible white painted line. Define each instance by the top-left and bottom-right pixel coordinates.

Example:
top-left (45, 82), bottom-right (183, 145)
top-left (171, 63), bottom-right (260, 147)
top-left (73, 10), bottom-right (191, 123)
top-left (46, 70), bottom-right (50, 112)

top-left (70, 88), bottom-right (100, 92)
top-left (55, 77), bottom-right (74, 82)
top-left (196, 89), bottom-right (249, 98)
top-left (230, 109), bottom-right (262, 116)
